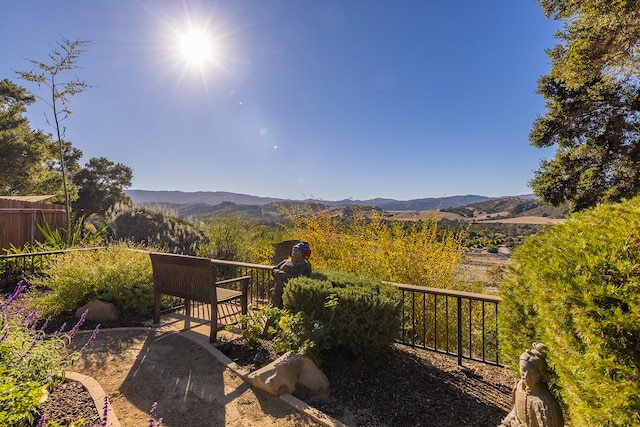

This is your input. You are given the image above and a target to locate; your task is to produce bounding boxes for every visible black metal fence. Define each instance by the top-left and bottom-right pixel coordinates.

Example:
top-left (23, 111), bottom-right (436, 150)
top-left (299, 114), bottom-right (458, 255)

top-left (391, 282), bottom-right (502, 366)
top-left (1, 249), bottom-right (503, 366)
top-left (0, 248), bottom-right (102, 286)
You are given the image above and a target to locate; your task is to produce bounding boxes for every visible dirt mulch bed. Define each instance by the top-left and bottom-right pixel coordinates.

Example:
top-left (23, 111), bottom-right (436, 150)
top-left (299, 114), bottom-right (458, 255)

top-left (220, 337), bottom-right (515, 427)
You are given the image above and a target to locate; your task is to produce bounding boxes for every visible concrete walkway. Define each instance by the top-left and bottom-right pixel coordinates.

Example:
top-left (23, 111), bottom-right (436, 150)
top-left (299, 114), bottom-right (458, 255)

top-left (68, 315), bottom-right (345, 427)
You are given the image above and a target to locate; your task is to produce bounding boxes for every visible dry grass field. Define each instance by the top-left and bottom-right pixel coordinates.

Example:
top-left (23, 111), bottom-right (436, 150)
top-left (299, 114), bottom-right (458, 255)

top-left (385, 209), bottom-right (564, 225)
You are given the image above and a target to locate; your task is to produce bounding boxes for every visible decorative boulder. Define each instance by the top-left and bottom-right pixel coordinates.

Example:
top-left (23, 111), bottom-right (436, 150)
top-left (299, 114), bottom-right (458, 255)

top-left (247, 351), bottom-right (330, 396)
top-left (75, 300), bottom-right (121, 322)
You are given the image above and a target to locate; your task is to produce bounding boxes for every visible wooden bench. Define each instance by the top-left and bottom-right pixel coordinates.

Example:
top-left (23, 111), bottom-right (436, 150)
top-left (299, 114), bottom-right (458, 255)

top-left (150, 252), bottom-right (250, 342)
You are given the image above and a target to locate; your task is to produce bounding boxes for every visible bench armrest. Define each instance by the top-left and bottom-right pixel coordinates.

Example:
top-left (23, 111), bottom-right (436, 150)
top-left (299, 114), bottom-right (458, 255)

top-left (215, 275), bottom-right (251, 289)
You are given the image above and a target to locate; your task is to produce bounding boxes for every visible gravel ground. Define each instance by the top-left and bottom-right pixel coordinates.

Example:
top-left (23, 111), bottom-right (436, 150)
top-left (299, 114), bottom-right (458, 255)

top-left (3, 291), bottom-right (515, 427)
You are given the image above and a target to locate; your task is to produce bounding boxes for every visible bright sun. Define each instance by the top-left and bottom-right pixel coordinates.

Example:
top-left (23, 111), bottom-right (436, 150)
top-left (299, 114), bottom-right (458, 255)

top-left (178, 29), bottom-right (215, 66)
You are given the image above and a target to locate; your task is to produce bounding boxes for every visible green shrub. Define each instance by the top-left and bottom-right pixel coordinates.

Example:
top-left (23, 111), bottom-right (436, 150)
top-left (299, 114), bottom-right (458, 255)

top-left (199, 215), bottom-right (281, 263)
top-left (499, 197), bottom-right (640, 426)
top-left (30, 244), bottom-right (154, 316)
top-left (283, 269), bottom-right (401, 362)
top-left (229, 304), bottom-right (330, 363)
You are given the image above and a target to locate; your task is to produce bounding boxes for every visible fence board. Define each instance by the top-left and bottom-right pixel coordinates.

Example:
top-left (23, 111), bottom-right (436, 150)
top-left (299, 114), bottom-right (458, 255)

top-left (0, 198), bottom-right (65, 250)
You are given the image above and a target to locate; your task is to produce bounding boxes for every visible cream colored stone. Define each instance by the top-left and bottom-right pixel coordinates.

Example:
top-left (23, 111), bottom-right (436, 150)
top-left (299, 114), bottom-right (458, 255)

top-left (76, 300), bottom-right (121, 322)
top-left (247, 351), bottom-right (330, 396)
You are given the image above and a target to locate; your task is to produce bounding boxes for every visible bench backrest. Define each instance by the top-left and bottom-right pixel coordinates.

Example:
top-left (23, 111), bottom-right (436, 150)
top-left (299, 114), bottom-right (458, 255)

top-left (150, 252), bottom-right (215, 303)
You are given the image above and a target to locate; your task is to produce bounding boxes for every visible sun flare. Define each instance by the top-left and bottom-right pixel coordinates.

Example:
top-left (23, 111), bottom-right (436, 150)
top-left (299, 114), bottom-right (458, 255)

top-left (178, 29), bottom-right (215, 66)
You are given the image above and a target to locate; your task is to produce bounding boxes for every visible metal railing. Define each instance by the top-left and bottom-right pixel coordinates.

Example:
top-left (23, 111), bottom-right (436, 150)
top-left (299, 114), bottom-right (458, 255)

top-left (390, 282), bottom-right (502, 366)
top-left (0, 248), bottom-right (102, 286)
top-left (0, 248), bottom-right (503, 366)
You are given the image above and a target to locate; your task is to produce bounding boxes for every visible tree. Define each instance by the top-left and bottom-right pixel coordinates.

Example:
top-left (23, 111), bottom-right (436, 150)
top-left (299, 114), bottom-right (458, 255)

top-left (73, 157), bottom-right (133, 217)
top-left (530, 1), bottom-right (640, 211)
top-left (538, 0), bottom-right (640, 89)
top-left (16, 36), bottom-right (91, 231)
top-left (529, 76), bottom-right (640, 211)
top-left (0, 79), bottom-right (63, 196)
top-left (499, 197), bottom-right (640, 425)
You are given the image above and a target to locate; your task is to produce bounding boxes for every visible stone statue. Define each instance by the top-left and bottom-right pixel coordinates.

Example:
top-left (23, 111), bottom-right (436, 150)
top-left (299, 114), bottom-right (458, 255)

top-left (270, 241), bottom-right (312, 308)
top-left (499, 343), bottom-right (564, 427)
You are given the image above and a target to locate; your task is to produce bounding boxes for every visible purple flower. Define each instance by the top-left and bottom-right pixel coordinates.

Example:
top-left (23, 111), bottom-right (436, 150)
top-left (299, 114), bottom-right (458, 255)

top-left (0, 326), bottom-right (10, 343)
top-left (22, 309), bottom-right (37, 328)
top-left (36, 414), bottom-right (46, 427)
top-left (41, 316), bottom-right (52, 331)
top-left (82, 324), bottom-right (100, 351)
top-left (69, 309), bottom-right (88, 339)
top-left (29, 310), bottom-right (40, 333)
top-left (101, 395), bottom-right (110, 427)
top-left (148, 401), bottom-right (158, 427)
top-left (148, 402), bottom-right (163, 426)
top-left (54, 322), bottom-right (67, 337)
top-left (1, 281), bottom-right (26, 312)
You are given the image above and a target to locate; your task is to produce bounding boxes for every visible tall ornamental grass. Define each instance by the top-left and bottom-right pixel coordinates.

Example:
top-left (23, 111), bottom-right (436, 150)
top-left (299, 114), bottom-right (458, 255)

top-left (499, 197), bottom-right (640, 426)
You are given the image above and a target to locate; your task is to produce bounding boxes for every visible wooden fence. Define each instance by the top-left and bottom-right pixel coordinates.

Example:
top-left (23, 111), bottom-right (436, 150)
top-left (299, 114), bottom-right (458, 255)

top-left (0, 197), bottom-right (65, 251)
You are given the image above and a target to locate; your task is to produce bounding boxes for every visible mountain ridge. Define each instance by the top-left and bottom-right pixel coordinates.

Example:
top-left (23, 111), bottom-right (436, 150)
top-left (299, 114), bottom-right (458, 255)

top-left (125, 189), bottom-right (534, 211)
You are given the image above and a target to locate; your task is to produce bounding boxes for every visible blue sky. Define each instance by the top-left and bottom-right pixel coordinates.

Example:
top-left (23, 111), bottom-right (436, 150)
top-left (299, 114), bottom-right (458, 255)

top-left (1, 1), bottom-right (559, 201)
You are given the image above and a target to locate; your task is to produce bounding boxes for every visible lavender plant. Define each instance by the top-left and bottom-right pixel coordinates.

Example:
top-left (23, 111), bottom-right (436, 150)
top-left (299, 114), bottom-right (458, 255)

top-left (101, 395), bottom-right (110, 427)
top-left (148, 401), bottom-right (163, 427)
top-left (0, 281), bottom-right (99, 427)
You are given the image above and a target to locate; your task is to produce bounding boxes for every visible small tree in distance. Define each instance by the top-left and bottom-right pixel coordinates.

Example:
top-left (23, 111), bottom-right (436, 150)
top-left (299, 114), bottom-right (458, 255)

top-left (16, 36), bottom-right (91, 239)
top-left (73, 156), bottom-right (133, 217)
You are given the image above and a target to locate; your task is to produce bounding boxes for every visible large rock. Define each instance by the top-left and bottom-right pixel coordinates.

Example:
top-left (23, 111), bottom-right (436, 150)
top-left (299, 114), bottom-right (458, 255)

top-left (247, 351), bottom-right (330, 396)
top-left (75, 300), bottom-right (121, 322)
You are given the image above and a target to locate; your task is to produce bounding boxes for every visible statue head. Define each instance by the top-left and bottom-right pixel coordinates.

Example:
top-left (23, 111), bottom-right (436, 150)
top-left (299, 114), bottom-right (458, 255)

top-left (292, 242), bottom-right (311, 261)
top-left (519, 342), bottom-right (550, 390)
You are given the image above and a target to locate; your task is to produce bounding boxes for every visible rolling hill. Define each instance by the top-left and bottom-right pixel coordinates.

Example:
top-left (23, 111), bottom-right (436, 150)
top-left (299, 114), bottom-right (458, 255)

top-left (125, 190), bottom-right (565, 224)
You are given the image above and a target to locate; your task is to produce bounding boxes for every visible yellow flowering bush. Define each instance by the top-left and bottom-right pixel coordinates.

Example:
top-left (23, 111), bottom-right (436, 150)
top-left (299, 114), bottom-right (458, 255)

top-left (280, 203), bottom-right (466, 288)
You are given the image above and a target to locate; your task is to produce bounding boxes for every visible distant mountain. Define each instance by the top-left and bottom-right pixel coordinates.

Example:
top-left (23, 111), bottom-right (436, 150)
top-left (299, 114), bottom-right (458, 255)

top-left (374, 195), bottom-right (493, 211)
top-left (442, 196), bottom-right (568, 219)
top-left (125, 190), bottom-right (502, 211)
top-left (125, 190), bottom-right (284, 206)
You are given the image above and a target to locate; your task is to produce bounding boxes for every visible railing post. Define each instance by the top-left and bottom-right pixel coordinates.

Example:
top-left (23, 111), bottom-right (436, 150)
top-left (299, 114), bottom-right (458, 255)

top-left (456, 296), bottom-right (462, 366)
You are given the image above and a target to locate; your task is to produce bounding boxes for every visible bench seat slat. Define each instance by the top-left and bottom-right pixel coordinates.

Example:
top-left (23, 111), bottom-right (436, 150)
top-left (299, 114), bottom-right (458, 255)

top-left (217, 288), bottom-right (243, 302)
